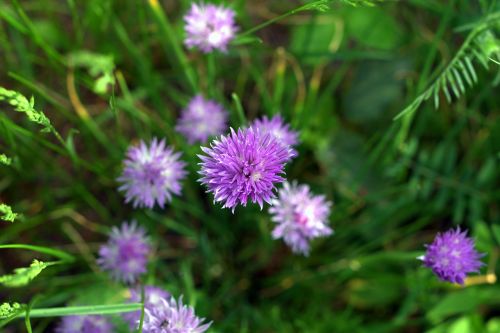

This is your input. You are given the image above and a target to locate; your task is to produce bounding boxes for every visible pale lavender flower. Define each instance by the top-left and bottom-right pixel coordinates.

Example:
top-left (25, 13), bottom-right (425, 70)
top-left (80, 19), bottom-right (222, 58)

top-left (56, 315), bottom-right (113, 333)
top-left (270, 181), bottom-right (333, 256)
top-left (117, 138), bottom-right (187, 209)
top-left (97, 221), bottom-right (150, 284)
top-left (143, 296), bottom-right (211, 333)
top-left (176, 95), bottom-right (228, 144)
top-left (184, 3), bottom-right (238, 53)
top-left (198, 127), bottom-right (290, 212)
top-left (123, 286), bottom-right (171, 330)
top-left (250, 115), bottom-right (299, 159)
top-left (419, 227), bottom-right (484, 285)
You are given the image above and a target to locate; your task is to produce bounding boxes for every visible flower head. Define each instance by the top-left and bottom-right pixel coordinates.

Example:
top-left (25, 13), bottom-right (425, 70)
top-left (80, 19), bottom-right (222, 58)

top-left (250, 115), bottom-right (299, 159)
top-left (420, 227), bottom-right (484, 285)
top-left (198, 127), bottom-right (290, 212)
top-left (123, 286), bottom-right (171, 329)
top-left (270, 181), bottom-right (332, 256)
top-left (143, 296), bottom-right (211, 333)
top-left (97, 221), bottom-right (150, 284)
top-left (176, 95), bottom-right (228, 144)
top-left (118, 138), bottom-right (187, 209)
top-left (184, 3), bottom-right (238, 53)
top-left (56, 315), bottom-right (113, 333)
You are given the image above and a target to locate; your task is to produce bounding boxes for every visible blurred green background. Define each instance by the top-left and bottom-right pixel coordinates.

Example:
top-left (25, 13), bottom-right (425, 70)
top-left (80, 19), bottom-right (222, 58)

top-left (0, 0), bottom-right (499, 332)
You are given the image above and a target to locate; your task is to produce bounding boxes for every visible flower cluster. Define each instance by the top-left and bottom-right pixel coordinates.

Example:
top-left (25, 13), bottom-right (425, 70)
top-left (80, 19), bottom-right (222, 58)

top-left (117, 138), bottom-right (187, 209)
top-left (198, 127), bottom-right (290, 212)
top-left (97, 221), bottom-right (150, 284)
top-left (250, 115), bottom-right (299, 160)
top-left (184, 3), bottom-right (238, 53)
top-left (143, 295), bottom-right (211, 333)
top-left (420, 227), bottom-right (484, 285)
top-left (56, 315), bottom-right (113, 333)
top-left (270, 181), bottom-right (333, 255)
top-left (176, 95), bottom-right (228, 144)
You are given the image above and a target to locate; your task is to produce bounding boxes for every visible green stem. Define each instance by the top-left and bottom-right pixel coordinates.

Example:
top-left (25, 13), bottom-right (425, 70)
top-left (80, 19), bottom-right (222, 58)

top-left (18, 303), bottom-right (142, 318)
top-left (238, 0), bottom-right (328, 38)
top-left (148, 1), bottom-right (197, 93)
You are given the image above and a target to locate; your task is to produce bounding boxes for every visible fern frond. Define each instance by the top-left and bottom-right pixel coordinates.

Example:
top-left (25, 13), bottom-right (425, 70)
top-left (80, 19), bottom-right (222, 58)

top-left (0, 260), bottom-right (57, 287)
top-left (0, 87), bottom-right (53, 133)
top-left (395, 12), bottom-right (500, 120)
top-left (67, 51), bottom-right (116, 94)
top-left (0, 203), bottom-right (18, 222)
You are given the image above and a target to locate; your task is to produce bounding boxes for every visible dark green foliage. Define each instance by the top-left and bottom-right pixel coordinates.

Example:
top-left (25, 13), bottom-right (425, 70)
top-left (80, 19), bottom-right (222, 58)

top-left (0, 0), bottom-right (499, 332)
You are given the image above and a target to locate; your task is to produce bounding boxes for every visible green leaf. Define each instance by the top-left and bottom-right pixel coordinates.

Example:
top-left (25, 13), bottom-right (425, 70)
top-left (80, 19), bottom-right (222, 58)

top-left (0, 203), bottom-right (18, 222)
top-left (0, 302), bottom-right (26, 328)
top-left (427, 287), bottom-right (500, 324)
top-left (0, 302), bottom-right (25, 319)
top-left (344, 6), bottom-right (403, 51)
top-left (0, 154), bottom-right (11, 165)
top-left (67, 51), bottom-right (116, 94)
top-left (0, 260), bottom-right (57, 287)
top-left (487, 318), bottom-right (500, 333)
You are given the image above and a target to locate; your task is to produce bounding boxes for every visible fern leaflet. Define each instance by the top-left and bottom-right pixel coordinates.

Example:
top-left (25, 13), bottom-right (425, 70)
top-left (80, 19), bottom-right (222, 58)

top-left (395, 12), bottom-right (500, 120)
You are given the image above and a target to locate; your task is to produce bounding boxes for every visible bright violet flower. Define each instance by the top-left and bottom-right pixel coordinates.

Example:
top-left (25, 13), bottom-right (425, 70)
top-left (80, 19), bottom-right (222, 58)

top-left (56, 315), bottom-right (113, 333)
top-left (419, 227), bottom-right (484, 285)
top-left (123, 286), bottom-right (171, 330)
top-left (250, 115), bottom-right (299, 159)
top-left (198, 127), bottom-right (290, 212)
top-left (117, 138), bottom-right (187, 209)
top-left (176, 95), bottom-right (228, 144)
top-left (270, 181), bottom-right (333, 256)
top-left (184, 3), bottom-right (238, 53)
top-left (97, 221), bottom-right (150, 284)
top-left (143, 296), bottom-right (211, 333)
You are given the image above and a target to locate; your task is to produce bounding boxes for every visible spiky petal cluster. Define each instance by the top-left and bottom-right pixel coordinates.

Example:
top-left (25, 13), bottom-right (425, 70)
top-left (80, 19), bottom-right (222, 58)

top-left (123, 286), bottom-right (171, 329)
top-left (143, 296), bottom-right (211, 333)
top-left (250, 115), bottom-right (299, 159)
top-left (198, 127), bottom-right (290, 212)
top-left (270, 181), bottom-right (333, 256)
top-left (184, 3), bottom-right (238, 53)
top-left (176, 95), bottom-right (228, 144)
top-left (97, 221), bottom-right (150, 284)
top-left (56, 315), bottom-right (113, 333)
top-left (420, 227), bottom-right (484, 285)
top-left (117, 138), bottom-right (187, 209)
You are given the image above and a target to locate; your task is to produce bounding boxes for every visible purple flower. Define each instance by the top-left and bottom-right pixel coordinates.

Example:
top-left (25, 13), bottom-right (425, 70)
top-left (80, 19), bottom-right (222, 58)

top-left (97, 221), bottom-right (150, 284)
top-left (269, 181), bottom-right (333, 256)
top-left (198, 127), bottom-right (290, 212)
top-left (420, 227), bottom-right (484, 285)
top-left (143, 296), bottom-right (211, 333)
top-left (176, 95), bottom-right (228, 144)
top-left (56, 315), bottom-right (113, 333)
top-left (184, 3), bottom-right (238, 53)
top-left (250, 115), bottom-right (299, 159)
top-left (117, 138), bottom-right (187, 209)
top-left (123, 286), bottom-right (171, 330)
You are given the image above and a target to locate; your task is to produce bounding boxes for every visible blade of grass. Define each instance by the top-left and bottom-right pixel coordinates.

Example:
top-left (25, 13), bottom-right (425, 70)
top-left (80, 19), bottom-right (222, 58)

top-left (18, 303), bottom-right (142, 318)
top-left (0, 244), bottom-right (75, 262)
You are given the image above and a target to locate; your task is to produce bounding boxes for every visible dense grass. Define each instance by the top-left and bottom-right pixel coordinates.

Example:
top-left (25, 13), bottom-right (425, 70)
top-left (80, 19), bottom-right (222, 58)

top-left (1, 0), bottom-right (499, 332)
